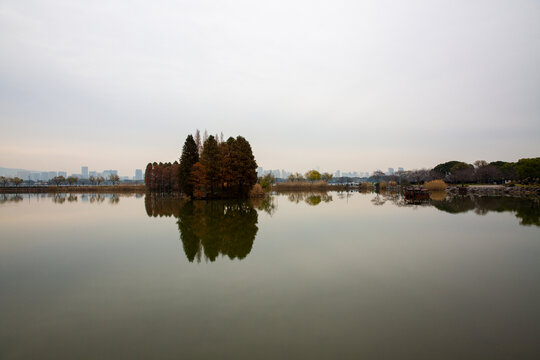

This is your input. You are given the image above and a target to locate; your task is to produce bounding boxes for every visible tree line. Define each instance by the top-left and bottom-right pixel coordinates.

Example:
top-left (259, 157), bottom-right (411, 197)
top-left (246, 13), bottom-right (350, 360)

top-left (372, 158), bottom-right (540, 185)
top-left (145, 131), bottom-right (258, 198)
top-left (0, 174), bottom-right (121, 186)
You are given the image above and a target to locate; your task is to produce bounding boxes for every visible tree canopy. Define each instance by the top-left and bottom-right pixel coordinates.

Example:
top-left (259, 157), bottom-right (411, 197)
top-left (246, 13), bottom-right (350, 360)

top-left (305, 170), bottom-right (321, 182)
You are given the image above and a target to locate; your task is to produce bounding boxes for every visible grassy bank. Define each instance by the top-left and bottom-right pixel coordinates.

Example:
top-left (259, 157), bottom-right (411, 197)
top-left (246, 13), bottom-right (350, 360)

top-left (0, 185), bottom-right (147, 193)
top-left (273, 181), bottom-right (352, 191)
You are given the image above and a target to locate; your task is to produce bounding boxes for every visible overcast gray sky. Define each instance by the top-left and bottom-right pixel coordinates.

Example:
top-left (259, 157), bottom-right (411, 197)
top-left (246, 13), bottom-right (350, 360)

top-left (1, 0), bottom-right (539, 176)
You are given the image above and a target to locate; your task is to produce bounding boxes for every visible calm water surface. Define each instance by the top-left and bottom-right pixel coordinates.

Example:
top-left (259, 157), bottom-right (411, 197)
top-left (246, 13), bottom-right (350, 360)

top-left (1, 192), bottom-right (539, 359)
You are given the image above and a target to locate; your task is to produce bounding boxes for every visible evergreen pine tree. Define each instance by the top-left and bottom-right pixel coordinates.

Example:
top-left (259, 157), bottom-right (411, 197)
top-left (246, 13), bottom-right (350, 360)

top-left (200, 135), bottom-right (220, 195)
top-left (179, 135), bottom-right (199, 196)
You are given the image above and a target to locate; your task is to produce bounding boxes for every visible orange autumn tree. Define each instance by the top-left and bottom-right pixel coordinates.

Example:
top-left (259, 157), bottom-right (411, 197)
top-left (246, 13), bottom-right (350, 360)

top-left (189, 162), bottom-right (208, 199)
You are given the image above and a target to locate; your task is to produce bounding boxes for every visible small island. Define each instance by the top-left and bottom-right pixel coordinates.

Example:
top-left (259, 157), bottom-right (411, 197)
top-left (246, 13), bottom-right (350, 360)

top-left (145, 132), bottom-right (258, 199)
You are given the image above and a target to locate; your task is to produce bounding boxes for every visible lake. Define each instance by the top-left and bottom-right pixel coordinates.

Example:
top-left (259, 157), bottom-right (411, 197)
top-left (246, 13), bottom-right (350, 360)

top-left (1, 192), bottom-right (539, 359)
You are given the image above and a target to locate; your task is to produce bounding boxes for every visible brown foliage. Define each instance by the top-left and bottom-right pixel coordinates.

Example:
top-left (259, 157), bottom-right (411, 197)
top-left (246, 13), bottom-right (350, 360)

top-left (144, 162), bottom-right (180, 192)
top-left (248, 183), bottom-right (265, 198)
top-left (424, 179), bottom-right (448, 191)
top-left (189, 162), bottom-right (208, 199)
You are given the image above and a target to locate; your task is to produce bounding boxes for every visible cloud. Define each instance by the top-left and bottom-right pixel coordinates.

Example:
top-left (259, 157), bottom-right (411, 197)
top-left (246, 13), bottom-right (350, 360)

top-left (1, 0), bottom-right (539, 175)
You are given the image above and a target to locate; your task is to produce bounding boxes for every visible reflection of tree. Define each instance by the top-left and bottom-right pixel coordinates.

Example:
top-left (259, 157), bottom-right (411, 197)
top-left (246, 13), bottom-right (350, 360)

top-left (145, 193), bottom-right (185, 217)
top-left (432, 196), bottom-right (539, 227)
top-left (283, 191), bottom-right (333, 206)
top-left (0, 194), bottom-right (24, 204)
top-left (249, 195), bottom-right (277, 216)
top-left (53, 195), bottom-right (66, 204)
top-left (145, 194), bottom-right (259, 262)
top-left (67, 195), bottom-right (78, 202)
top-left (371, 194), bottom-right (386, 206)
top-left (431, 196), bottom-right (476, 214)
top-left (180, 201), bottom-right (258, 262)
top-left (89, 195), bottom-right (105, 204)
top-left (305, 195), bottom-right (322, 206)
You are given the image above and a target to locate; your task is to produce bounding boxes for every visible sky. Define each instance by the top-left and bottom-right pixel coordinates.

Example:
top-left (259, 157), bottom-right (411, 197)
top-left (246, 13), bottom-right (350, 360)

top-left (1, 0), bottom-right (539, 176)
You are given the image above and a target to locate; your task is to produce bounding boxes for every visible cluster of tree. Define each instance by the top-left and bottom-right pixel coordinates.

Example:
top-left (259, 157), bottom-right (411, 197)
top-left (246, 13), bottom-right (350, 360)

top-left (373, 157), bottom-right (540, 185)
top-left (50, 175), bottom-right (79, 185)
top-left (146, 131), bottom-right (258, 199)
top-left (433, 158), bottom-right (540, 184)
top-left (145, 162), bottom-right (180, 192)
top-left (1, 174), bottom-right (122, 187)
top-left (0, 176), bottom-right (24, 186)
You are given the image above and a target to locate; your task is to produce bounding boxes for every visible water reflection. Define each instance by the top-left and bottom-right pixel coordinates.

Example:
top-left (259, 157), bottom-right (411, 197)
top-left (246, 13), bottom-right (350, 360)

top-left (371, 190), bottom-right (540, 227)
top-left (284, 191), bottom-right (333, 205)
top-left (0, 193), bottom-right (135, 205)
top-left (432, 196), bottom-right (540, 226)
top-left (249, 195), bottom-right (277, 216)
top-left (145, 194), bottom-right (259, 262)
top-left (0, 194), bottom-right (24, 203)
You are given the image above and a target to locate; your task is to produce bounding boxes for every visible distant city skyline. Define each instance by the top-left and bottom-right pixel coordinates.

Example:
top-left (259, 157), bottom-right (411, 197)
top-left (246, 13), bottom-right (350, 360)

top-left (0, 166), bottom-right (143, 181)
top-left (2, 163), bottom-right (406, 180)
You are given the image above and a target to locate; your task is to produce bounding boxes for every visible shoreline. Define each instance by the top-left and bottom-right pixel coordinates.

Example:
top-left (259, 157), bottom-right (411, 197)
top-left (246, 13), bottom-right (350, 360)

top-left (1, 184), bottom-right (539, 199)
top-left (446, 185), bottom-right (540, 198)
top-left (0, 185), bottom-right (147, 193)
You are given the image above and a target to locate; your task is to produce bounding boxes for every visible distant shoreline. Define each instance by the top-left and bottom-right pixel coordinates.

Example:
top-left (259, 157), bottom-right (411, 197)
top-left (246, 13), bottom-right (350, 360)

top-left (0, 185), bottom-right (146, 193)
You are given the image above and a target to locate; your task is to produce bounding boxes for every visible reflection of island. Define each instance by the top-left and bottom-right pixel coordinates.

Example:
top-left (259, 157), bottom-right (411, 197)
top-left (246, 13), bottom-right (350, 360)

top-left (432, 196), bottom-right (539, 226)
top-left (145, 194), bottom-right (259, 262)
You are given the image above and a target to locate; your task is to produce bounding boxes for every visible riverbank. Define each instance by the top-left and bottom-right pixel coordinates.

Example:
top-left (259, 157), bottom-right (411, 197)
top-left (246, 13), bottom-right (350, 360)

top-left (0, 185), bottom-right (147, 193)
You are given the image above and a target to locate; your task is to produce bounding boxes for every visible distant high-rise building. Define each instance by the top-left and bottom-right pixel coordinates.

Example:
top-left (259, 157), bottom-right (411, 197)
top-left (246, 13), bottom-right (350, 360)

top-left (16, 170), bottom-right (31, 180)
top-left (81, 166), bottom-right (88, 179)
top-left (398, 167), bottom-right (404, 173)
top-left (102, 170), bottom-right (118, 178)
top-left (335, 170), bottom-right (341, 178)
top-left (48, 171), bottom-right (57, 179)
top-left (257, 167), bottom-right (263, 177)
top-left (58, 171), bottom-right (67, 177)
top-left (89, 171), bottom-right (97, 177)
top-left (135, 169), bottom-right (143, 181)
top-left (388, 168), bottom-right (395, 175)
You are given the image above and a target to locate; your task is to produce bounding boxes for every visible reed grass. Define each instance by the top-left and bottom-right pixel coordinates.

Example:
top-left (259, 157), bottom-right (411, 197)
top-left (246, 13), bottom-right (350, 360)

top-left (424, 180), bottom-right (448, 191)
top-left (273, 181), bottom-right (354, 191)
top-left (274, 181), bottom-right (330, 191)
